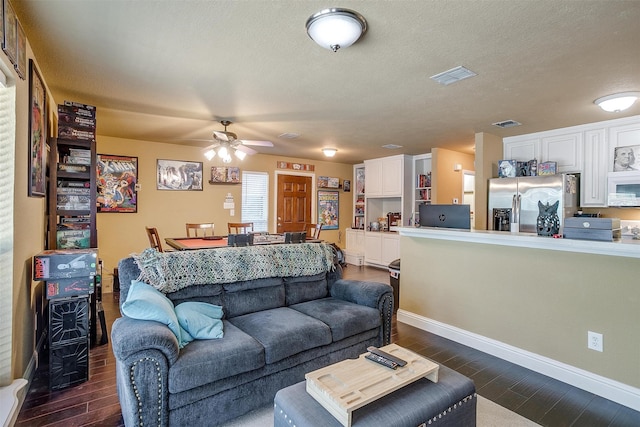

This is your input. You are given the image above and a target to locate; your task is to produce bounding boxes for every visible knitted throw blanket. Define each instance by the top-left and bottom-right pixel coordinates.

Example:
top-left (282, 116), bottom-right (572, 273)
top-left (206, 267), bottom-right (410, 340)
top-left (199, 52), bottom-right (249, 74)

top-left (133, 243), bottom-right (335, 293)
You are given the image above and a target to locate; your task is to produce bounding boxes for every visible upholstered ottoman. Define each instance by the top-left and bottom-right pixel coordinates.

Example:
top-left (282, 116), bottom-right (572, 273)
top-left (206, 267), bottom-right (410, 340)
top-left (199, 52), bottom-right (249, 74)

top-left (274, 364), bottom-right (477, 426)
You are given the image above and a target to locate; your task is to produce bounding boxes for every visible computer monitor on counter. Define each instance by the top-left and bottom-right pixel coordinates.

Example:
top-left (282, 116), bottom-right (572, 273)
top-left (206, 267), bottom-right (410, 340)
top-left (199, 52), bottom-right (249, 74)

top-left (419, 204), bottom-right (471, 230)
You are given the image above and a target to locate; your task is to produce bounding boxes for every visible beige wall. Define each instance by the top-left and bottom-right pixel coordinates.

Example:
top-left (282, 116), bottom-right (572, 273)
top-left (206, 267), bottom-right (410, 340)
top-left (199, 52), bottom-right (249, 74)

top-left (475, 132), bottom-right (503, 230)
top-left (96, 136), bottom-right (353, 291)
top-left (431, 147), bottom-right (475, 204)
top-left (400, 236), bottom-right (640, 389)
top-left (7, 44), bottom-right (49, 379)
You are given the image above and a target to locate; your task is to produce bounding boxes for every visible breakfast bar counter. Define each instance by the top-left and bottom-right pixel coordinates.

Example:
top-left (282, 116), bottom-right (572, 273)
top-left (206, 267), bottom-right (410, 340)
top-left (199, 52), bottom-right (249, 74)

top-left (397, 226), bottom-right (640, 259)
top-left (395, 225), bottom-right (640, 411)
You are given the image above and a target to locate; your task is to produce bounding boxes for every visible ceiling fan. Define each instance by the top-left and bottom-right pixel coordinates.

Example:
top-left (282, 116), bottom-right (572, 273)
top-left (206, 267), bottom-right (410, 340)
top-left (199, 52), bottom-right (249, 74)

top-left (204, 120), bottom-right (273, 162)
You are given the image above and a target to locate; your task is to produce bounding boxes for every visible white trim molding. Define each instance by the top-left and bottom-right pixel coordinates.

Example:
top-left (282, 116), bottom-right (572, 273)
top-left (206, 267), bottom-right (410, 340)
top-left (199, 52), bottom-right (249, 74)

top-left (397, 309), bottom-right (640, 412)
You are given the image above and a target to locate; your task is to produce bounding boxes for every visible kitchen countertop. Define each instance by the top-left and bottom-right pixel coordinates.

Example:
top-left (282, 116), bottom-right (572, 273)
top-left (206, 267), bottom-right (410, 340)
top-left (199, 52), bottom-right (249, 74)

top-left (397, 226), bottom-right (640, 259)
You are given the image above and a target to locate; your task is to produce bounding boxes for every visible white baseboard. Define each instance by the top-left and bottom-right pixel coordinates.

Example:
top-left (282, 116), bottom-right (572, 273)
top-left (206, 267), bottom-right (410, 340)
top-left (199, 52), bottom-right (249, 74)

top-left (397, 309), bottom-right (640, 412)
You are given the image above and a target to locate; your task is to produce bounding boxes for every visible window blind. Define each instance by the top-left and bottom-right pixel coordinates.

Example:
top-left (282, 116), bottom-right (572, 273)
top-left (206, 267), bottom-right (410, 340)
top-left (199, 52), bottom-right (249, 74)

top-left (241, 171), bottom-right (268, 232)
top-left (0, 79), bottom-right (15, 385)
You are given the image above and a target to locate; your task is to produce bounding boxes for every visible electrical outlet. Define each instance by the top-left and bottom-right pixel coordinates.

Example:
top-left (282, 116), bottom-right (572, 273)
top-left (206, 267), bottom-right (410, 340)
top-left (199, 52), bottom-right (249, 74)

top-left (588, 331), bottom-right (603, 352)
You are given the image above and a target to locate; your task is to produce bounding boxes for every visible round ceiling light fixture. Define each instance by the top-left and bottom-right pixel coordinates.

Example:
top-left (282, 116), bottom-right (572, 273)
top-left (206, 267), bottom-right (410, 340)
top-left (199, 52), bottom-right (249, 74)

top-left (594, 91), bottom-right (640, 112)
top-left (306, 8), bottom-right (367, 52)
top-left (322, 148), bottom-right (338, 157)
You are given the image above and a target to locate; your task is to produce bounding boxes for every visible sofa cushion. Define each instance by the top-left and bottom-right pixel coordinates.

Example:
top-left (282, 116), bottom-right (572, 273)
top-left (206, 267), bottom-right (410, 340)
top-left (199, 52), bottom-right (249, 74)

top-left (290, 297), bottom-right (381, 342)
top-left (224, 277), bottom-right (285, 317)
top-left (229, 307), bottom-right (332, 364)
top-left (284, 272), bottom-right (329, 305)
top-left (168, 321), bottom-right (265, 394)
top-left (175, 302), bottom-right (224, 340)
top-left (121, 280), bottom-right (188, 347)
top-left (167, 283), bottom-right (224, 308)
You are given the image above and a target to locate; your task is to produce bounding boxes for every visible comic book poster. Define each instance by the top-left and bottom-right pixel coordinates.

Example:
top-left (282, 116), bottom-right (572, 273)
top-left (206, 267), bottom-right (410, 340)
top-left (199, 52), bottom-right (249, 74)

top-left (317, 190), bottom-right (339, 230)
top-left (157, 159), bottom-right (203, 191)
top-left (97, 154), bottom-right (138, 212)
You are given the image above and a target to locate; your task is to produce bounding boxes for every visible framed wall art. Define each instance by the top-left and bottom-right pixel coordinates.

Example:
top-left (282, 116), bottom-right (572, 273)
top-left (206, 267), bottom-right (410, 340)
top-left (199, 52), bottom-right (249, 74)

top-left (343, 179), bottom-right (351, 192)
top-left (2, 0), bottom-right (17, 65)
top-left (318, 190), bottom-right (339, 230)
top-left (97, 154), bottom-right (138, 212)
top-left (613, 145), bottom-right (640, 172)
top-left (14, 18), bottom-right (25, 79)
top-left (28, 59), bottom-right (47, 197)
top-left (157, 159), bottom-right (203, 191)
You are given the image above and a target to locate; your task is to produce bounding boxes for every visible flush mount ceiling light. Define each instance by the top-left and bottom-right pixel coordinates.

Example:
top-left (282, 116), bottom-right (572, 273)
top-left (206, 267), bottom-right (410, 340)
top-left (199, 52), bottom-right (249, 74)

top-left (306, 8), bottom-right (367, 52)
top-left (322, 148), bottom-right (338, 157)
top-left (594, 92), bottom-right (640, 112)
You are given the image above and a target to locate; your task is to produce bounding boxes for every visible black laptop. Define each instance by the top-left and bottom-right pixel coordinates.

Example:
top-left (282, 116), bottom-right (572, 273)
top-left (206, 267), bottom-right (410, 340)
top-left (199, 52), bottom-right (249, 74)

top-left (419, 204), bottom-right (471, 230)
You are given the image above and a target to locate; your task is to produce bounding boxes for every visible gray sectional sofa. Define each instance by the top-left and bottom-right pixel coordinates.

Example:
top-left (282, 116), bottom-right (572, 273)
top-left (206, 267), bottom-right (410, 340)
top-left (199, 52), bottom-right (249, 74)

top-left (111, 244), bottom-right (393, 426)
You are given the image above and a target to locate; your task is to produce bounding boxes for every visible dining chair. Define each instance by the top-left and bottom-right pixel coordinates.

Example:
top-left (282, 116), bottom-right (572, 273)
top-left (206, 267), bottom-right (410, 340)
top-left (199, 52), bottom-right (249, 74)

top-left (228, 222), bottom-right (254, 234)
top-left (186, 222), bottom-right (215, 237)
top-left (145, 226), bottom-right (164, 252)
top-left (305, 223), bottom-right (323, 240)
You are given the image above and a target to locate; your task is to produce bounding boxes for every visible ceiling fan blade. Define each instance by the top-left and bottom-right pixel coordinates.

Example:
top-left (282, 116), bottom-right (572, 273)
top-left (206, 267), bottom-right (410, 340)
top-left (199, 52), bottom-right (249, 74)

top-left (235, 145), bottom-right (258, 155)
top-left (240, 139), bottom-right (274, 147)
top-left (203, 142), bottom-right (221, 150)
top-left (213, 130), bottom-right (235, 142)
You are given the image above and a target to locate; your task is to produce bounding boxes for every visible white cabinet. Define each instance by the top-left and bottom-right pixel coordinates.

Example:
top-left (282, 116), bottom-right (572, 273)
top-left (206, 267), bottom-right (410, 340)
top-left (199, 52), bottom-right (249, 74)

top-left (582, 129), bottom-right (608, 206)
top-left (541, 132), bottom-right (583, 173)
top-left (345, 228), bottom-right (364, 253)
top-left (413, 153), bottom-right (432, 224)
top-left (364, 155), bottom-right (410, 197)
top-left (503, 137), bottom-right (541, 162)
top-left (363, 232), bottom-right (399, 267)
top-left (353, 164), bottom-right (365, 229)
top-left (608, 121), bottom-right (640, 167)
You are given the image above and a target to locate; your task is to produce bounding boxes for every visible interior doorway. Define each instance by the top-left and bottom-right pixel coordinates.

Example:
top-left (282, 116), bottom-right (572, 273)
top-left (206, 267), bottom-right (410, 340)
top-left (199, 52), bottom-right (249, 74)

top-left (275, 172), bottom-right (314, 234)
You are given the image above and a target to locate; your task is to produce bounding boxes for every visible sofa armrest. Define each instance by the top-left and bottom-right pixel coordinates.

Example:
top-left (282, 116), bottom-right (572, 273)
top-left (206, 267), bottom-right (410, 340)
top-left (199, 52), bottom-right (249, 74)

top-left (330, 279), bottom-right (394, 345)
top-left (111, 316), bottom-right (180, 365)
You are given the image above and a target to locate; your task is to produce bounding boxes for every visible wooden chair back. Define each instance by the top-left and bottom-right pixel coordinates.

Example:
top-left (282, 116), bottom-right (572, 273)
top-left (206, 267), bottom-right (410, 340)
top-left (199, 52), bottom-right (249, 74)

top-left (186, 222), bottom-right (215, 237)
top-left (306, 223), bottom-right (323, 240)
top-left (228, 222), bottom-right (254, 234)
top-left (145, 227), bottom-right (164, 252)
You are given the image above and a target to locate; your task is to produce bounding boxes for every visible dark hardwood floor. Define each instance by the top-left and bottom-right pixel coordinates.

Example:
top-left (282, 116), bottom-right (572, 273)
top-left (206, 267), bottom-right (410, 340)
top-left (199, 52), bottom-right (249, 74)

top-left (16, 265), bottom-right (640, 426)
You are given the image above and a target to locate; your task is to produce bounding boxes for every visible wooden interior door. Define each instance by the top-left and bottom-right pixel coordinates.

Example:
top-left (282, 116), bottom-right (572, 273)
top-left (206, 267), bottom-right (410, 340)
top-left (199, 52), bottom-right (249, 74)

top-left (277, 174), bottom-right (312, 234)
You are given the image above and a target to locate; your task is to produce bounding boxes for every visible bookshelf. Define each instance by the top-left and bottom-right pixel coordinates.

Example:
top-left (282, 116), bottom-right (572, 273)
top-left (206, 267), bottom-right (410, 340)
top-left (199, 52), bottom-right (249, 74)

top-left (413, 153), bottom-right (432, 225)
top-left (48, 138), bottom-right (97, 249)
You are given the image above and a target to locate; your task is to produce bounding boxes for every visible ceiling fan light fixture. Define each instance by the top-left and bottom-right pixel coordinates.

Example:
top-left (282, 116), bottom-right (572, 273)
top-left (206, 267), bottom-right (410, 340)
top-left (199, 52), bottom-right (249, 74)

top-left (234, 149), bottom-right (247, 160)
top-left (204, 149), bottom-right (216, 161)
top-left (217, 146), bottom-right (228, 158)
top-left (594, 92), bottom-right (640, 112)
top-left (322, 148), bottom-right (338, 157)
top-left (306, 8), bottom-right (367, 52)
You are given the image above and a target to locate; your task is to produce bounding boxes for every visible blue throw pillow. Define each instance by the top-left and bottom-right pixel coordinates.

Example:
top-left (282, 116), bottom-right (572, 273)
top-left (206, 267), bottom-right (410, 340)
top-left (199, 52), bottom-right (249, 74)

top-left (122, 280), bottom-right (189, 347)
top-left (175, 302), bottom-right (224, 340)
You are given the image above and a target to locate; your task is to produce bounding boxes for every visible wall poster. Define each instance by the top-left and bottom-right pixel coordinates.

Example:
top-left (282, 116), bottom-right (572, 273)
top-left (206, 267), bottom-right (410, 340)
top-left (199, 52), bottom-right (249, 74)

top-left (156, 159), bottom-right (203, 191)
top-left (97, 154), bottom-right (138, 212)
top-left (28, 59), bottom-right (47, 197)
top-left (317, 190), bottom-right (339, 230)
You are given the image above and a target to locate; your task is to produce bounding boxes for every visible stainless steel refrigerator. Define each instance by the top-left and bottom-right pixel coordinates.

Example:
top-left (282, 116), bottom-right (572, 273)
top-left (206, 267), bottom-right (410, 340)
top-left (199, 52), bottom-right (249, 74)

top-left (488, 174), bottom-right (579, 234)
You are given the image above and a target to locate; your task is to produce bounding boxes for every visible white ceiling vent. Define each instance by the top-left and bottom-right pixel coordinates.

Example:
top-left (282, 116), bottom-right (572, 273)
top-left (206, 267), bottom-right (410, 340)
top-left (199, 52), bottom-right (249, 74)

top-left (382, 144), bottom-right (403, 149)
top-left (492, 120), bottom-right (522, 128)
top-left (430, 66), bottom-right (477, 86)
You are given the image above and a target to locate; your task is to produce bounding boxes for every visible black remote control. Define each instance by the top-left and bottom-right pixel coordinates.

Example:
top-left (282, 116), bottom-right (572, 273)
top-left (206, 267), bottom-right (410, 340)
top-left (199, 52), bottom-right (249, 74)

top-left (367, 346), bottom-right (407, 367)
top-left (365, 353), bottom-right (398, 369)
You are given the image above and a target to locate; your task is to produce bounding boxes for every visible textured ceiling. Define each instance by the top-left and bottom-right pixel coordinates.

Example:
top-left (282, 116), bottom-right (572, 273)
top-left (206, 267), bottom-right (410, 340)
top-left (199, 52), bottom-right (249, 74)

top-left (13, 0), bottom-right (640, 164)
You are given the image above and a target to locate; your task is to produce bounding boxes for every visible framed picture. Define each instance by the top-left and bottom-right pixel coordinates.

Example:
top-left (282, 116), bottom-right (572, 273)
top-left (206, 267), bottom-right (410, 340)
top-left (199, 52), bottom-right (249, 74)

top-left (538, 161), bottom-right (557, 176)
top-left (318, 190), bottom-right (339, 230)
top-left (2, 0), bottom-right (17, 65)
top-left (97, 154), bottom-right (138, 212)
top-left (210, 166), bottom-right (227, 182)
top-left (14, 18), bottom-right (25, 79)
top-left (613, 145), bottom-right (640, 172)
top-left (343, 179), bottom-right (351, 192)
top-left (157, 159), bottom-right (203, 191)
top-left (28, 59), bottom-right (47, 197)
top-left (226, 167), bottom-right (240, 183)
top-left (498, 160), bottom-right (517, 178)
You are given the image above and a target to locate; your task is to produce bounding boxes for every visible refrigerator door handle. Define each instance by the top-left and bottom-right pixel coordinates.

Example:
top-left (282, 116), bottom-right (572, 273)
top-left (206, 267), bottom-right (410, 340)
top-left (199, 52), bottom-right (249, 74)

top-left (511, 194), bottom-right (517, 223)
top-left (516, 194), bottom-right (522, 224)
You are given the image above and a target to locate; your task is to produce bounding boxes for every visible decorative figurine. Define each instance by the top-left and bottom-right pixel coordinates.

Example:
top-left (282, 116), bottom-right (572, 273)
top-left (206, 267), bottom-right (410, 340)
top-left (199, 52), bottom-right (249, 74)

top-left (536, 200), bottom-right (560, 236)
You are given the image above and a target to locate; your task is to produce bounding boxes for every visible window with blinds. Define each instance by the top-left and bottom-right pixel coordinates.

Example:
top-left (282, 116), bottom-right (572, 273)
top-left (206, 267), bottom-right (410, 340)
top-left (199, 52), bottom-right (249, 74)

top-left (241, 171), bottom-right (269, 232)
top-left (0, 73), bottom-right (15, 385)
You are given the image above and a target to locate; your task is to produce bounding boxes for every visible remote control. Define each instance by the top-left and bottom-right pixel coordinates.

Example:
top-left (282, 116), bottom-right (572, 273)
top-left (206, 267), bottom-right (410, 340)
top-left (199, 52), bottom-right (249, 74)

top-left (365, 353), bottom-right (398, 369)
top-left (367, 346), bottom-right (407, 367)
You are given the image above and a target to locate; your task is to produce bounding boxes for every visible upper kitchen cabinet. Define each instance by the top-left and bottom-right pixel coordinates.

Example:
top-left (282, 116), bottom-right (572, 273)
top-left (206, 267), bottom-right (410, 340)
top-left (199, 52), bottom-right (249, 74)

top-left (608, 120), bottom-right (640, 163)
top-left (364, 155), bottom-right (412, 197)
top-left (504, 131), bottom-right (583, 173)
top-left (503, 137), bottom-right (541, 163)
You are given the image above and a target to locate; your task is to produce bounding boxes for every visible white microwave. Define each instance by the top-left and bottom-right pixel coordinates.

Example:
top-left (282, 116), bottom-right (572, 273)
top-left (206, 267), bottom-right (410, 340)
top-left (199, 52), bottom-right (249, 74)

top-left (608, 171), bottom-right (640, 207)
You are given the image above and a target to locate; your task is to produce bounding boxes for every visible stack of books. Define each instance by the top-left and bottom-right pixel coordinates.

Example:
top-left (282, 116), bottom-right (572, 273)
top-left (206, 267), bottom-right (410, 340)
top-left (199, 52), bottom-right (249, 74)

top-left (57, 101), bottom-right (96, 142)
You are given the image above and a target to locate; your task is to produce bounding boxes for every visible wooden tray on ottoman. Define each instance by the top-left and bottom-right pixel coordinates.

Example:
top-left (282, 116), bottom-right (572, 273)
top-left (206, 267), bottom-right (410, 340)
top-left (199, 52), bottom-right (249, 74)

top-left (305, 344), bottom-right (439, 427)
